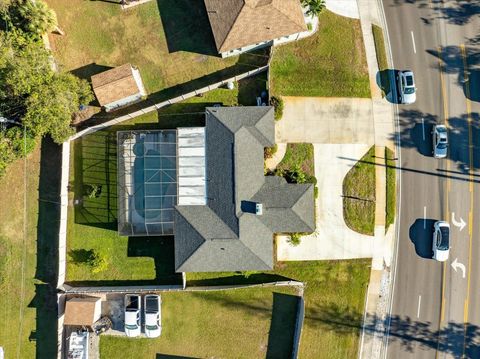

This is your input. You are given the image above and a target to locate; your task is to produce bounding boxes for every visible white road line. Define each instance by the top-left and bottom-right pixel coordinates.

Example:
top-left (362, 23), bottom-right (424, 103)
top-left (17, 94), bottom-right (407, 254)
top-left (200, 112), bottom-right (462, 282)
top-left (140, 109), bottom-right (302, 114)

top-left (424, 206), bottom-right (427, 228)
top-left (422, 117), bottom-right (425, 140)
top-left (411, 31), bottom-right (417, 54)
top-left (417, 295), bottom-right (422, 318)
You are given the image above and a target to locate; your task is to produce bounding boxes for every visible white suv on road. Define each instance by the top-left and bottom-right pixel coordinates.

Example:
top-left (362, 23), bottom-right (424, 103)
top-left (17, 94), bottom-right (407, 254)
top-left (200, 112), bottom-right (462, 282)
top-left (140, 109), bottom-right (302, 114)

top-left (432, 221), bottom-right (450, 262)
top-left (432, 125), bottom-right (448, 158)
top-left (398, 70), bottom-right (416, 104)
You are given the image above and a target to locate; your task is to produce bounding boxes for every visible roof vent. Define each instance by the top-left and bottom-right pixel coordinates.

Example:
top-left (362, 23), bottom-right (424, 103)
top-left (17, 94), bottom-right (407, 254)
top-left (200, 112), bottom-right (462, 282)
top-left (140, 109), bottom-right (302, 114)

top-left (255, 203), bottom-right (263, 216)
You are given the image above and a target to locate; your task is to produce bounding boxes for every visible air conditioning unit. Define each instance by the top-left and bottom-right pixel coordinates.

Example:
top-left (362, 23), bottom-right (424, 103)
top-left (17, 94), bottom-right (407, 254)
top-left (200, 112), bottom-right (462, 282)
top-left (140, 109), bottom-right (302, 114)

top-left (255, 203), bottom-right (263, 216)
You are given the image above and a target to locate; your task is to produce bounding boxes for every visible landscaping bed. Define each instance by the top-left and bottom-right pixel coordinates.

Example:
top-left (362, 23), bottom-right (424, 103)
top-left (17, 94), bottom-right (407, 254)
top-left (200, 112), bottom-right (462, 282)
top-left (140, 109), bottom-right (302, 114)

top-left (100, 286), bottom-right (300, 358)
top-left (342, 146), bottom-right (376, 235)
top-left (270, 10), bottom-right (370, 98)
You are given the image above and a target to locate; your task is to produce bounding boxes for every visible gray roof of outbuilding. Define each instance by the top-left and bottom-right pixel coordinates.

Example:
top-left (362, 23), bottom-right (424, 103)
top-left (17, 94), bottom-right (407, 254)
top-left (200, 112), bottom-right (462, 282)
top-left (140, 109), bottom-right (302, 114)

top-left (174, 106), bottom-right (315, 272)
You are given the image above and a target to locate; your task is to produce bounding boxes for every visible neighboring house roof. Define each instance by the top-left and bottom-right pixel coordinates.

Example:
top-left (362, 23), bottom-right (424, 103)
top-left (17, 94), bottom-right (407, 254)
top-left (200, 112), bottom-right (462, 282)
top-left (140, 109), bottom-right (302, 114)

top-left (174, 107), bottom-right (315, 272)
top-left (64, 297), bottom-right (101, 326)
top-left (204, 0), bottom-right (307, 53)
top-left (91, 64), bottom-right (144, 106)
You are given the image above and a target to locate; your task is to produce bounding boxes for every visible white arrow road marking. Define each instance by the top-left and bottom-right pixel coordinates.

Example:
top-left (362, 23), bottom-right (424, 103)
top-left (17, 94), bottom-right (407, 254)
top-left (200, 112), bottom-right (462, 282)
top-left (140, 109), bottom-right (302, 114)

top-left (451, 212), bottom-right (466, 231)
top-left (411, 31), bottom-right (417, 54)
top-left (417, 295), bottom-right (422, 318)
top-left (451, 258), bottom-right (466, 279)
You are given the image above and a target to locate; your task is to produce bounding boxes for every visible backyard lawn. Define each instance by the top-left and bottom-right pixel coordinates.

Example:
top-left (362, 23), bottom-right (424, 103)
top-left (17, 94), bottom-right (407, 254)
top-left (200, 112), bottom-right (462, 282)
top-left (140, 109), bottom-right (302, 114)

top-left (46, 0), bottom-right (268, 102)
top-left (343, 146), bottom-right (376, 235)
top-left (0, 140), bottom-right (60, 358)
top-left (67, 78), bottom-right (266, 284)
top-left (100, 286), bottom-right (300, 358)
top-left (186, 260), bottom-right (371, 359)
top-left (270, 10), bottom-right (370, 98)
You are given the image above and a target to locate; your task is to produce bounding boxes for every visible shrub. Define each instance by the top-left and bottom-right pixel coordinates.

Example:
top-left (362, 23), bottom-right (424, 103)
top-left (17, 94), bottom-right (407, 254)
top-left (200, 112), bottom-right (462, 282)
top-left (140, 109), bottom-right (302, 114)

top-left (84, 184), bottom-right (102, 199)
top-left (270, 96), bottom-right (284, 120)
top-left (314, 186), bottom-right (319, 199)
top-left (302, 0), bottom-right (326, 17)
top-left (307, 22), bottom-right (313, 31)
top-left (69, 248), bottom-right (108, 273)
top-left (288, 233), bottom-right (303, 246)
top-left (264, 143), bottom-right (278, 159)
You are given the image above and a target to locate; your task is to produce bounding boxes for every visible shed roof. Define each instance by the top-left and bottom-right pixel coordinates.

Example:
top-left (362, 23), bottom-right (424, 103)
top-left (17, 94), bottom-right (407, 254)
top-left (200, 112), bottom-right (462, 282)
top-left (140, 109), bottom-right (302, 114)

top-left (91, 64), bottom-right (142, 106)
top-left (64, 297), bottom-right (101, 326)
top-left (204, 0), bottom-right (307, 53)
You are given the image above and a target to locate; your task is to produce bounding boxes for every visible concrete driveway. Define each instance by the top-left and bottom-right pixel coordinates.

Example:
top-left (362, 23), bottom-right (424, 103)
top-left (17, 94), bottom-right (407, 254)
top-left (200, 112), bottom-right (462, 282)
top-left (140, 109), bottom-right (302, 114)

top-left (275, 97), bottom-right (376, 261)
top-left (277, 144), bottom-right (375, 260)
top-left (275, 97), bottom-right (374, 144)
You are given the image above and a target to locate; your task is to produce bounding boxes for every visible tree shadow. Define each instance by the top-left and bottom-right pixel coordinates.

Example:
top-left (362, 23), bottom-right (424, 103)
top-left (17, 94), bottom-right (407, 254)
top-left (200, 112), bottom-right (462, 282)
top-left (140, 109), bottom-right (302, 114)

top-left (156, 355), bottom-right (200, 359)
top-left (409, 218), bottom-right (436, 259)
top-left (33, 137), bottom-right (63, 358)
top-left (266, 292), bottom-right (299, 359)
top-left (72, 132), bottom-right (118, 230)
top-left (390, 0), bottom-right (480, 25)
top-left (156, 0), bottom-right (218, 56)
top-left (238, 72), bottom-right (268, 106)
top-left (303, 302), bottom-right (480, 356)
top-left (66, 236), bottom-right (182, 286)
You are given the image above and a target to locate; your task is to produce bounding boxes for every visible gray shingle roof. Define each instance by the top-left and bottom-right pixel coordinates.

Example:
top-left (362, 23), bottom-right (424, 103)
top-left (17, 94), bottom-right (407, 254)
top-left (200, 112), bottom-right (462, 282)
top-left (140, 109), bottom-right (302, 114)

top-left (174, 106), bottom-right (315, 272)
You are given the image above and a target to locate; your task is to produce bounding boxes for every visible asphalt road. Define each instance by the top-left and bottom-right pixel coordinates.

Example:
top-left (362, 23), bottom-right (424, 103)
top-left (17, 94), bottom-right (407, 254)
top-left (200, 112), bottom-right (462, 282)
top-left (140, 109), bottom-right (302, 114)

top-left (383, 1), bottom-right (480, 358)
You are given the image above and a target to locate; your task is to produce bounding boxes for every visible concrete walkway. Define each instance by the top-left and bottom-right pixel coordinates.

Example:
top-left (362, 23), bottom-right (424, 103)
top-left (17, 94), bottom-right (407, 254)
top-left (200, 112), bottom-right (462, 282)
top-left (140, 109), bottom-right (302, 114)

top-left (265, 143), bottom-right (287, 171)
top-left (356, 0), bottom-right (397, 358)
top-left (326, 0), bottom-right (360, 19)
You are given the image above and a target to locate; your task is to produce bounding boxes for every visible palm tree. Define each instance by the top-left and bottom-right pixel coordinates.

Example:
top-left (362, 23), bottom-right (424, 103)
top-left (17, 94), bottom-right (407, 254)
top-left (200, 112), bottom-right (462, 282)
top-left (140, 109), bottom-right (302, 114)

top-left (302, 0), bottom-right (325, 17)
top-left (14, 0), bottom-right (62, 36)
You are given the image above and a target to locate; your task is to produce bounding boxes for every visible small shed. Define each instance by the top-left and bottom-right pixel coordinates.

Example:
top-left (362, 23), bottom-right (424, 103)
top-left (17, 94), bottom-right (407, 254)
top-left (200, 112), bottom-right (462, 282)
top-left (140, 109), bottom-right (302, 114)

top-left (64, 297), bottom-right (102, 328)
top-left (91, 63), bottom-right (147, 112)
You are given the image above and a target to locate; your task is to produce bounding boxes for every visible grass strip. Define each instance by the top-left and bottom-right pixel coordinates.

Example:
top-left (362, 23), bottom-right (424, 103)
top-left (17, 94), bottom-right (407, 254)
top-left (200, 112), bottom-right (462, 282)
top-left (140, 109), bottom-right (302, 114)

top-left (385, 147), bottom-right (396, 231)
top-left (342, 146), bottom-right (376, 236)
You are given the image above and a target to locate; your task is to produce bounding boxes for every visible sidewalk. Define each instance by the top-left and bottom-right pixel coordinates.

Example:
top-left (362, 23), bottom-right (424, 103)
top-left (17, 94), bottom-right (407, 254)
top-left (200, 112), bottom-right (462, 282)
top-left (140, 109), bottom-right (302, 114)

top-left (357, 0), bottom-right (397, 358)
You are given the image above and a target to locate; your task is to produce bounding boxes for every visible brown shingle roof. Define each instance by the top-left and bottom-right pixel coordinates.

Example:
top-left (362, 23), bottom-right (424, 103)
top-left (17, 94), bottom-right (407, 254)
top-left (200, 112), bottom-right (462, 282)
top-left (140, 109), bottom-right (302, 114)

top-left (204, 0), bottom-right (307, 53)
top-left (64, 297), bottom-right (101, 326)
top-left (91, 64), bottom-right (142, 106)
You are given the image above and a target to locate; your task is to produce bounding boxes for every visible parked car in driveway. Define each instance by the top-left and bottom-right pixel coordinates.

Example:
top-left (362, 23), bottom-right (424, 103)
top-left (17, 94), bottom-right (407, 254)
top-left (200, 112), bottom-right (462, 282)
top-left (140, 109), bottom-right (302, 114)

top-left (397, 70), bottom-right (416, 104)
top-left (432, 124), bottom-right (448, 158)
top-left (432, 221), bottom-right (450, 262)
top-left (144, 294), bottom-right (162, 338)
top-left (124, 294), bottom-right (141, 337)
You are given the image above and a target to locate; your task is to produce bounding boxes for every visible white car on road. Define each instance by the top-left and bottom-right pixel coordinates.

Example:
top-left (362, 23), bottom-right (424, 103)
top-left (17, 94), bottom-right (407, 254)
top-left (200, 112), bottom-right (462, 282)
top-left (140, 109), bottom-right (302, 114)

top-left (398, 70), bottom-right (416, 104)
top-left (432, 125), bottom-right (448, 158)
top-left (432, 221), bottom-right (450, 262)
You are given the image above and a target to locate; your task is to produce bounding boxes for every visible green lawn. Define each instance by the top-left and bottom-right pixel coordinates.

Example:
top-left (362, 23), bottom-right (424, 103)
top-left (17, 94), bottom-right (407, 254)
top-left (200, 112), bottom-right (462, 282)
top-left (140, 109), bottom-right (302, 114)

top-left (100, 286), bottom-right (300, 358)
top-left (270, 10), bottom-right (370, 98)
top-left (67, 80), bottom-right (265, 283)
top-left (386, 147), bottom-right (396, 230)
top-left (46, 0), bottom-right (268, 100)
top-left (343, 146), bottom-right (376, 235)
top-left (372, 24), bottom-right (390, 97)
top-left (186, 260), bottom-right (371, 359)
top-left (0, 140), bottom-right (59, 358)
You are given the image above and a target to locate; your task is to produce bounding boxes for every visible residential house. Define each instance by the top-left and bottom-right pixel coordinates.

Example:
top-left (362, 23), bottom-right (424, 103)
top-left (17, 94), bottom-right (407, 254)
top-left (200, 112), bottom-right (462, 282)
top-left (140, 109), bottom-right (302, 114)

top-left (204, 0), bottom-right (308, 58)
top-left (117, 107), bottom-right (315, 272)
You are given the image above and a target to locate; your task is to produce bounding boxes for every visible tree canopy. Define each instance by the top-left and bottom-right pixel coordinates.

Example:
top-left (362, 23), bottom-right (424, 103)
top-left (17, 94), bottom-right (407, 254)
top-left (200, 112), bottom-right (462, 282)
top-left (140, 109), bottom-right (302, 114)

top-left (0, 0), bottom-right (94, 176)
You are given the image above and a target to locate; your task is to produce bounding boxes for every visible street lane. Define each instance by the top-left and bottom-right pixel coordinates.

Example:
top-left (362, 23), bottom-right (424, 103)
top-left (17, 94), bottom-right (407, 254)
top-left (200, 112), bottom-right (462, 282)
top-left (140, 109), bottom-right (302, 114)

top-left (383, 0), bottom-right (480, 358)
